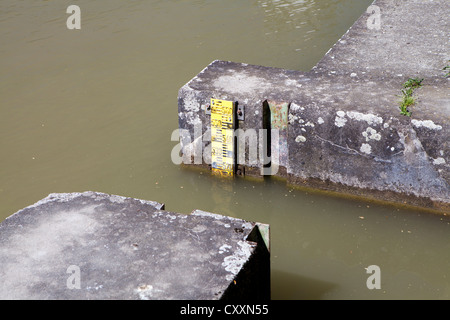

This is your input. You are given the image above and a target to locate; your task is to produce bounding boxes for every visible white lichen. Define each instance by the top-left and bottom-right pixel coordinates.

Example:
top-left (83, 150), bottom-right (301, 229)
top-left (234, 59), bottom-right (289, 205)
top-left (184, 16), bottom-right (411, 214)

top-left (288, 114), bottom-right (298, 124)
top-left (183, 91), bottom-right (201, 113)
top-left (362, 127), bottom-right (381, 142)
top-left (360, 143), bottom-right (372, 155)
top-left (411, 119), bottom-right (443, 130)
top-left (336, 110), bottom-right (346, 117)
top-left (222, 241), bottom-right (254, 281)
top-left (190, 210), bottom-right (254, 229)
top-left (433, 157), bottom-right (446, 165)
top-left (346, 111), bottom-right (383, 126)
top-left (334, 115), bottom-right (347, 128)
top-left (295, 135), bottom-right (306, 143)
top-left (290, 103), bottom-right (304, 112)
top-left (136, 284), bottom-right (155, 300)
top-left (218, 244), bottom-right (232, 254)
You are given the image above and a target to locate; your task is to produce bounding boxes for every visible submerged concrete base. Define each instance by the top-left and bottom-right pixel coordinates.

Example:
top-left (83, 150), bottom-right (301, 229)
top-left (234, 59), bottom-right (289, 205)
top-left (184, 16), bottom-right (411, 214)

top-left (177, 0), bottom-right (449, 213)
top-left (0, 192), bottom-right (270, 300)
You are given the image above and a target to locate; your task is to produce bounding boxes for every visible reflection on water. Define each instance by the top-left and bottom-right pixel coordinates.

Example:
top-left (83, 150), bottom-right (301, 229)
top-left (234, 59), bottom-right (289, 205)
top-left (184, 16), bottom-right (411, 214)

top-left (257, 0), bottom-right (371, 69)
top-left (272, 269), bottom-right (337, 300)
top-left (259, 0), bottom-right (316, 35)
top-left (1, 0), bottom-right (449, 299)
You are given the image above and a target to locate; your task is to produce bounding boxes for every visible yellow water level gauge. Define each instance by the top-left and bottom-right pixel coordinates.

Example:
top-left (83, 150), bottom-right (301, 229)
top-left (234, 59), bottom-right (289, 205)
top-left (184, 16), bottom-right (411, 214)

top-left (211, 98), bottom-right (235, 177)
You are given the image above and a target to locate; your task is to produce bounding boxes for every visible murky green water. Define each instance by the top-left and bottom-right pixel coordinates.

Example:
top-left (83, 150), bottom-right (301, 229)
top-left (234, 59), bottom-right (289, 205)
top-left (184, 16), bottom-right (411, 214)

top-left (1, 0), bottom-right (449, 299)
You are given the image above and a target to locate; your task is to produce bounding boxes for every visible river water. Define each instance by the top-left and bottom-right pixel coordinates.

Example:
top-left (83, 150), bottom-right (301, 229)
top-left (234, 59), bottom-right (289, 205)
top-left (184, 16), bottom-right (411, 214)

top-left (1, 0), bottom-right (449, 299)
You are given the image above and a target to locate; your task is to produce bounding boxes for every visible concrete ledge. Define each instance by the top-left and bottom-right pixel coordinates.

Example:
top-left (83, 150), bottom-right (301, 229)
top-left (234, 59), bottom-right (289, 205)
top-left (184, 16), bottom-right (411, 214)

top-left (177, 0), bottom-right (449, 213)
top-left (0, 192), bottom-right (270, 300)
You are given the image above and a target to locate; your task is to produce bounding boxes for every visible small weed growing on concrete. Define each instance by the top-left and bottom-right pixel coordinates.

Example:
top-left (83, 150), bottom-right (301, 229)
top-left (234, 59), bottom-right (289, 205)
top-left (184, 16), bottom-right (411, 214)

top-left (403, 77), bottom-right (423, 89)
top-left (398, 77), bottom-right (423, 117)
top-left (399, 93), bottom-right (415, 117)
top-left (444, 61), bottom-right (449, 78)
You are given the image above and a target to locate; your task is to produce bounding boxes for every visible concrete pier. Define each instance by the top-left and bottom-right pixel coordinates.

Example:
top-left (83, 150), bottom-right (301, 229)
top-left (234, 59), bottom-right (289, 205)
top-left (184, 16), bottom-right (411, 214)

top-left (177, 0), bottom-right (449, 213)
top-left (0, 192), bottom-right (270, 300)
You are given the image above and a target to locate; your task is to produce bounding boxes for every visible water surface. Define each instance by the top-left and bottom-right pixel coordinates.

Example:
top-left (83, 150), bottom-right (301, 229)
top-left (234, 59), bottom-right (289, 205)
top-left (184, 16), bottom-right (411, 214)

top-left (1, 0), bottom-right (449, 299)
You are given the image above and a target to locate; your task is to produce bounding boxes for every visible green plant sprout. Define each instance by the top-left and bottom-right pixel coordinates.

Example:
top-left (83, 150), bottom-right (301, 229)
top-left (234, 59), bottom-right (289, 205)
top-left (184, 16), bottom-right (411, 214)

top-left (398, 77), bottom-right (423, 117)
top-left (399, 92), bottom-right (415, 116)
top-left (403, 77), bottom-right (423, 89)
top-left (444, 61), bottom-right (449, 78)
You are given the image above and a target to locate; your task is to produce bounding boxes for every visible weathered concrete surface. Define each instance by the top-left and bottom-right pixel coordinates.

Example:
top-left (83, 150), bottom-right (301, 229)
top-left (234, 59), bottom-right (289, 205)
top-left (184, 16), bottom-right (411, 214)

top-left (0, 192), bottom-right (270, 300)
top-left (177, 0), bottom-right (449, 212)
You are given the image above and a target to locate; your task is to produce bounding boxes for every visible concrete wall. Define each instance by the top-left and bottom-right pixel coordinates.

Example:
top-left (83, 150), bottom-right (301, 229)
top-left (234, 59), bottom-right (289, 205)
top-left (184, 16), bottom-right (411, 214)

top-left (177, 0), bottom-right (449, 213)
top-left (0, 192), bottom-right (270, 300)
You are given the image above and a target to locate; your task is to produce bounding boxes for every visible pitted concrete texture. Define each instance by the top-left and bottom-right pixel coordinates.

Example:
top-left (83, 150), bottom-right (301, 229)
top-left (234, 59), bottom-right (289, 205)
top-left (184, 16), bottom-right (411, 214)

top-left (0, 192), bottom-right (270, 300)
top-left (314, 0), bottom-right (449, 80)
top-left (177, 0), bottom-right (449, 212)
